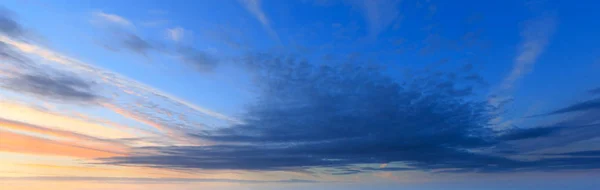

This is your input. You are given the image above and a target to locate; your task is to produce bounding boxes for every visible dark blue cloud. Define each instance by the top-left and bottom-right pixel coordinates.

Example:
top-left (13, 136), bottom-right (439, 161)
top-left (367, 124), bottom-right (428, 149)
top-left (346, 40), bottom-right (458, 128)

top-left (103, 54), bottom-right (498, 171)
top-left (1, 71), bottom-right (101, 103)
top-left (0, 8), bottom-right (101, 103)
top-left (101, 30), bottom-right (219, 72)
top-left (326, 166), bottom-right (416, 175)
top-left (498, 126), bottom-right (562, 141)
top-left (537, 98), bottom-right (600, 116)
top-left (330, 170), bottom-right (362, 175)
top-left (120, 33), bottom-right (154, 56)
top-left (1, 41), bottom-right (32, 67)
top-left (436, 156), bottom-right (600, 173)
top-left (0, 6), bottom-right (25, 38)
top-left (549, 150), bottom-right (600, 157)
top-left (494, 103), bottom-right (600, 154)
top-left (463, 74), bottom-right (488, 86)
top-left (101, 54), bottom-right (600, 174)
top-left (589, 87), bottom-right (600, 95)
top-left (175, 46), bottom-right (219, 73)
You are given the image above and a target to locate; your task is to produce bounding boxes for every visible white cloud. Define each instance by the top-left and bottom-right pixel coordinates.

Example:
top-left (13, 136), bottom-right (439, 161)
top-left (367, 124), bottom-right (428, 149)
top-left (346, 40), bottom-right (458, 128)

top-left (167, 27), bottom-right (185, 42)
top-left (239, 0), bottom-right (280, 43)
top-left (93, 11), bottom-right (132, 27)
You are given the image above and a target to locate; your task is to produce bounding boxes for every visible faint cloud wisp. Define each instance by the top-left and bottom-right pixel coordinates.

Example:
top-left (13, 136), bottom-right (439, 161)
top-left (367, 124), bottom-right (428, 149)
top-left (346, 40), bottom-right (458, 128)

top-left (239, 0), bottom-right (281, 43)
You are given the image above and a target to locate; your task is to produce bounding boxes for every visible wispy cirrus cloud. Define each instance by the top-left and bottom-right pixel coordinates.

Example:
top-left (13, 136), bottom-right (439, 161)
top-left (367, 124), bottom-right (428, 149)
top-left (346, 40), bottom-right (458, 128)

top-left (355, 0), bottom-right (402, 38)
top-left (239, 0), bottom-right (280, 43)
top-left (91, 12), bottom-right (222, 72)
top-left (166, 27), bottom-right (185, 42)
top-left (1, 36), bottom-right (239, 126)
top-left (500, 14), bottom-right (556, 91)
top-left (91, 11), bottom-right (162, 57)
top-left (93, 11), bottom-right (132, 27)
top-left (311, 0), bottom-right (402, 39)
top-left (1, 41), bottom-right (32, 72)
top-left (0, 11), bottom-right (240, 148)
top-left (3, 34), bottom-right (237, 121)
top-left (487, 9), bottom-right (557, 130)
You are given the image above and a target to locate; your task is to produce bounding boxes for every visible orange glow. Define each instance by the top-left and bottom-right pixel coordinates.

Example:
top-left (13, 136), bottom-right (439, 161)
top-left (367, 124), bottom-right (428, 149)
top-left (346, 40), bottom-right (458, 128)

top-left (0, 130), bottom-right (122, 158)
top-left (101, 103), bottom-right (195, 145)
top-left (0, 118), bottom-right (129, 154)
top-left (1, 118), bottom-right (102, 141)
top-left (0, 101), bottom-right (135, 140)
top-left (101, 103), bottom-right (169, 134)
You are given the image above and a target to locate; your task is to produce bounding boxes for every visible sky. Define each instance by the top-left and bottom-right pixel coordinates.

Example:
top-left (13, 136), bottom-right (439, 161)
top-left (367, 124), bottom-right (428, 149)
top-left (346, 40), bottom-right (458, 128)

top-left (1, 0), bottom-right (600, 189)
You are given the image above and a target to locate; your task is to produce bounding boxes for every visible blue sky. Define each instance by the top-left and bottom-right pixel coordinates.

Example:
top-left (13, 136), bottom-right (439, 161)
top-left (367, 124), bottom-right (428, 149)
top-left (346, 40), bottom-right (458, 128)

top-left (1, 0), bottom-right (600, 189)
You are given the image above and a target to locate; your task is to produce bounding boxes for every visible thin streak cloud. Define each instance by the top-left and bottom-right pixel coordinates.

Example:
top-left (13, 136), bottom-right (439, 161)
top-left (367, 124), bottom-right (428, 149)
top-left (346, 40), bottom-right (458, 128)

top-left (0, 35), bottom-right (241, 124)
top-left (93, 11), bottom-right (133, 27)
top-left (239, 0), bottom-right (281, 43)
top-left (501, 14), bottom-right (557, 90)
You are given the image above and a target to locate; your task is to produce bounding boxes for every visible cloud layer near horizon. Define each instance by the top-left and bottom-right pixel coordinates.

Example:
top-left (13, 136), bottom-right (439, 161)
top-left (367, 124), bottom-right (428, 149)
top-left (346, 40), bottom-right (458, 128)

top-left (2, 1), bottom-right (600, 184)
top-left (102, 53), bottom-right (600, 175)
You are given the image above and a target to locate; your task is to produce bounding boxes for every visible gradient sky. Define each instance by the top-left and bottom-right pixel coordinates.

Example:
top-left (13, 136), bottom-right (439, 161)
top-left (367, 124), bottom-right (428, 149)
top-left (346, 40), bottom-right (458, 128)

top-left (1, 0), bottom-right (600, 189)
